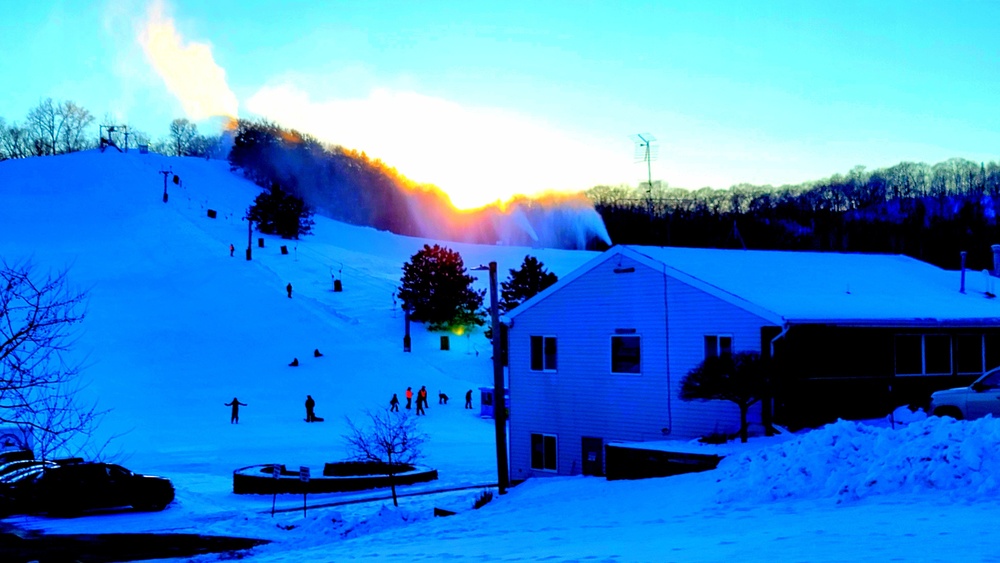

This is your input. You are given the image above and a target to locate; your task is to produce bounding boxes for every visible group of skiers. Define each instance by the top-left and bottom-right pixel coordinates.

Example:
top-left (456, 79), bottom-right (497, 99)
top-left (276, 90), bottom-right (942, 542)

top-left (389, 387), bottom-right (474, 415)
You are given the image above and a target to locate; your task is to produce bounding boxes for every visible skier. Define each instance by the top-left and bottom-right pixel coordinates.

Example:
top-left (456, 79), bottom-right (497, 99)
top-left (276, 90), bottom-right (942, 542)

top-left (225, 397), bottom-right (247, 424)
top-left (419, 386), bottom-right (429, 410)
top-left (305, 395), bottom-right (316, 422)
top-left (289, 358), bottom-right (299, 367)
top-left (438, 390), bottom-right (449, 405)
top-left (390, 393), bottom-right (400, 412)
top-left (286, 283), bottom-right (293, 298)
top-left (313, 348), bottom-right (323, 357)
top-left (405, 387), bottom-right (413, 410)
top-left (465, 389), bottom-right (473, 409)
top-left (416, 392), bottom-right (425, 415)
top-left (229, 243), bottom-right (235, 257)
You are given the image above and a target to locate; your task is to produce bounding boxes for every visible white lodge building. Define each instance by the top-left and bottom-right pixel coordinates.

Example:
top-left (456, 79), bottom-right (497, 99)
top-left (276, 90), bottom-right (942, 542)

top-left (505, 245), bottom-right (1000, 480)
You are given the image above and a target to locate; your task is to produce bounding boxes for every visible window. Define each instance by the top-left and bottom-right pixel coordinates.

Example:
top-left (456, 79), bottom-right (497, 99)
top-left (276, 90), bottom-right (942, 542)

top-left (704, 335), bottom-right (733, 359)
top-left (530, 336), bottom-right (557, 371)
top-left (956, 334), bottom-right (985, 374)
top-left (895, 334), bottom-right (952, 376)
top-left (611, 335), bottom-right (641, 374)
top-left (530, 433), bottom-right (557, 471)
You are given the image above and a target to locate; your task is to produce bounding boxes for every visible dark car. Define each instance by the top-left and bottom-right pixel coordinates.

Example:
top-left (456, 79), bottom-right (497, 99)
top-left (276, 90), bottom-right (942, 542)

top-left (0, 456), bottom-right (174, 516)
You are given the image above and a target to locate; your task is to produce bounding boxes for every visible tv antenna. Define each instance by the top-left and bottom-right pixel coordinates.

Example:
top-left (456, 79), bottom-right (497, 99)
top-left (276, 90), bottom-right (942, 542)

top-left (632, 133), bottom-right (658, 215)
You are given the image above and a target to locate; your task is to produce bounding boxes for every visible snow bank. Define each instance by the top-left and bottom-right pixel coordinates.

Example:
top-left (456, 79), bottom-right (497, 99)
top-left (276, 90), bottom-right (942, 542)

top-left (715, 414), bottom-right (1000, 504)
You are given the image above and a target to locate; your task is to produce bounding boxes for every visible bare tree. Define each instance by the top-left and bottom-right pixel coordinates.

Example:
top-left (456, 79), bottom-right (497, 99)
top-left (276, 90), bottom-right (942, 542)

top-left (169, 118), bottom-right (198, 156)
top-left (0, 259), bottom-right (105, 459)
top-left (26, 98), bottom-right (59, 156)
top-left (57, 101), bottom-right (95, 153)
top-left (343, 409), bottom-right (426, 506)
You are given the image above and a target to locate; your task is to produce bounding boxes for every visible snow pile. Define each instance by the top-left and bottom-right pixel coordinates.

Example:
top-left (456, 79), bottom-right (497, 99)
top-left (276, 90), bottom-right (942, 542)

top-left (715, 415), bottom-right (1000, 504)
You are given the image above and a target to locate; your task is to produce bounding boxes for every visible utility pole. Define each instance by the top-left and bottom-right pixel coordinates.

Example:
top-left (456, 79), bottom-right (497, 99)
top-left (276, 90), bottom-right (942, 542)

top-left (479, 261), bottom-right (509, 493)
top-left (159, 168), bottom-right (171, 202)
top-left (245, 216), bottom-right (253, 260)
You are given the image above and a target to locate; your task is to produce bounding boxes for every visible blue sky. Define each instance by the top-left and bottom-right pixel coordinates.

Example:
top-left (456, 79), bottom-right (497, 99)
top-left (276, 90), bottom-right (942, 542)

top-left (3, 0), bottom-right (998, 207)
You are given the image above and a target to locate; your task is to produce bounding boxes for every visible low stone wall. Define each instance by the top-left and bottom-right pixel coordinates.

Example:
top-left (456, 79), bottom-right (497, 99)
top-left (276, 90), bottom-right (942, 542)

top-left (232, 463), bottom-right (438, 495)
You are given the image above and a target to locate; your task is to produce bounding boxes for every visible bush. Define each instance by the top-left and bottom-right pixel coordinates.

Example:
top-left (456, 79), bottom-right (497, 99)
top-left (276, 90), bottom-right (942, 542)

top-left (398, 244), bottom-right (485, 331)
top-left (472, 489), bottom-right (494, 509)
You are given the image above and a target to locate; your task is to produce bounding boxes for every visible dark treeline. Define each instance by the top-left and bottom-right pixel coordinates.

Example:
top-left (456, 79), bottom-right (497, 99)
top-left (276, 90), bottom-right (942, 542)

top-left (228, 119), bottom-right (448, 237)
top-left (589, 159), bottom-right (1000, 271)
top-left (227, 119), bottom-right (569, 247)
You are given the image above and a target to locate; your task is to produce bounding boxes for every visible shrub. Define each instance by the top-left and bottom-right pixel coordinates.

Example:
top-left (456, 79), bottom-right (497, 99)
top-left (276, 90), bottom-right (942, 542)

top-left (472, 489), bottom-right (494, 509)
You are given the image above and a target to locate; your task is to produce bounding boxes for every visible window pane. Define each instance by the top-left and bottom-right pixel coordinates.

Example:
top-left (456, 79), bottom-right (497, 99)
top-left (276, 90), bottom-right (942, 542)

top-left (955, 335), bottom-right (984, 374)
top-left (612, 336), bottom-right (641, 374)
top-left (530, 336), bottom-right (543, 371)
top-left (543, 436), bottom-right (557, 471)
top-left (895, 335), bottom-right (922, 375)
top-left (925, 335), bottom-right (952, 374)
top-left (544, 337), bottom-right (557, 370)
top-left (987, 335), bottom-right (1000, 370)
top-left (719, 336), bottom-right (733, 356)
top-left (704, 335), bottom-right (717, 359)
top-left (531, 434), bottom-right (543, 470)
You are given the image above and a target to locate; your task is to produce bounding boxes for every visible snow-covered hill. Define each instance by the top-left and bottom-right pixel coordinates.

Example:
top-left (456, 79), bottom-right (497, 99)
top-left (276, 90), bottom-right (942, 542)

top-left (1, 151), bottom-right (998, 562)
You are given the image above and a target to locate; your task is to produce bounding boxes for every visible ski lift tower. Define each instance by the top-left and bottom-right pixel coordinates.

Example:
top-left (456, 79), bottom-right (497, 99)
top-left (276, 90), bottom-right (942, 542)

top-left (632, 133), bottom-right (658, 217)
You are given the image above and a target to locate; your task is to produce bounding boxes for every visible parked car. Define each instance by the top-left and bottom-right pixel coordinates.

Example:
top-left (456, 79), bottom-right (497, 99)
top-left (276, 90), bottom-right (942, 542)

top-left (929, 367), bottom-right (1000, 420)
top-left (0, 456), bottom-right (174, 516)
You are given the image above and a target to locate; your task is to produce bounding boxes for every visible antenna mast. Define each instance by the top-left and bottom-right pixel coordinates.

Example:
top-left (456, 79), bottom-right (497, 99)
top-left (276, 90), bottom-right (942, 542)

top-left (632, 133), bottom-right (658, 216)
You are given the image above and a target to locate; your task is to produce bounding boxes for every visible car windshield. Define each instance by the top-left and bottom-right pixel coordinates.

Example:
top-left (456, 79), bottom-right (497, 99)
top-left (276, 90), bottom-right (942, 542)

top-left (978, 368), bottom-right (1000, 388)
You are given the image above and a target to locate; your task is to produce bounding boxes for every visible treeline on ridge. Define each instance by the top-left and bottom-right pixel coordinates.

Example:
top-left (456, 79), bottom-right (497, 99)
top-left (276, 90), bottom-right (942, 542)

top-left (589, 159), bottom-right (1000, 271)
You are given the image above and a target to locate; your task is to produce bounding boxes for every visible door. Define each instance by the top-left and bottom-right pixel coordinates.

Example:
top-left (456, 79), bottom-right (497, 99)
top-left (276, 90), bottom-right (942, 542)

top-left (581, 437), bottom-right (604, 476)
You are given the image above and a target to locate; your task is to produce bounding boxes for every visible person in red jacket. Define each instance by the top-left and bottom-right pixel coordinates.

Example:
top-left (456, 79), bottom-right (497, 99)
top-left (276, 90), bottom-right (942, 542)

top-left (405, 387), bottom-right (413, 410)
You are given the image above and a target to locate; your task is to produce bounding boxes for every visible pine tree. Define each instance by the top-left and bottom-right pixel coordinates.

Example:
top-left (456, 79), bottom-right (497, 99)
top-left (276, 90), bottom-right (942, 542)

top-left (398, 244), bottom-right (485, 331)
top-left (500, 255), bottom-right (558, 314)
top-left (247, 182), bottom-right (314, 239)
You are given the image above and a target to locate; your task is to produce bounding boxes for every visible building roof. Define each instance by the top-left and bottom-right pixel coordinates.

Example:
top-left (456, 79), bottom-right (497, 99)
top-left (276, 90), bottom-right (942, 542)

top-left (510, 245), bottom-right (1000, 327)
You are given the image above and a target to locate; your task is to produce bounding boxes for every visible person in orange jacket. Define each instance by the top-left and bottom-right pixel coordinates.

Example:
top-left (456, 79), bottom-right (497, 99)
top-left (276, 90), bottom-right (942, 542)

top-left (405, 387), bottom-right (413, 410)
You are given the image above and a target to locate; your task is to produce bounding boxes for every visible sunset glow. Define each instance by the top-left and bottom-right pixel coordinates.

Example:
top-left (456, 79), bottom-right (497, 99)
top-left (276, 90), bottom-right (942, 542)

top-left (246, 85), bottom-right (629, 210)
top-left (138, 0), bottom-right (238, 121)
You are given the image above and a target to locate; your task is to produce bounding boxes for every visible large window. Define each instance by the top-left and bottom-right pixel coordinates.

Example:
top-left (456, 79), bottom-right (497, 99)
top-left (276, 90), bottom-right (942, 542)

top-left (895, 334), bottom-right (952, 375)
top-left (530, 433), bottom-right (558, 471)
top-left (704, 335), bottom-right (733, 359)
top-left (611, 335), bottom-right (641, 374)
top-left (530, 336), bottom-right (557, 372)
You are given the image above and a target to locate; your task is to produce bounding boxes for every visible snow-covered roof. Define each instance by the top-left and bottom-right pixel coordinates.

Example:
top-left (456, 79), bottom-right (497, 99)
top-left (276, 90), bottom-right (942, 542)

top-left (627, 245), bottom-right (1000, 326)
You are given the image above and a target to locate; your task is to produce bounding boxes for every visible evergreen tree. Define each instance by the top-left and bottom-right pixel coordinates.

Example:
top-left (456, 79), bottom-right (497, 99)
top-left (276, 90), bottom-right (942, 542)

top-left (680, 351), bottom-right (769, 443)
top-left (398, 244), bottom-right (485, 331)
top-left (247, 182), bottom-right (314, 239)
top-left (500, 255), bottom-right (558, 313)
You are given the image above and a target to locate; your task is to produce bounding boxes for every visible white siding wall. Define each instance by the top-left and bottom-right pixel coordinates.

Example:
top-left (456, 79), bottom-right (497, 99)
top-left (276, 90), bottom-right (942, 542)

top-left (509, 254), bottom-right (773, 479)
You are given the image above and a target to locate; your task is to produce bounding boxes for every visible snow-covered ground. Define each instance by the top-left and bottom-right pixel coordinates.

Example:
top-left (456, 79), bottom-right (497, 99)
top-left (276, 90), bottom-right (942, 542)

top-left (1, 150), bottom-right (998, 562)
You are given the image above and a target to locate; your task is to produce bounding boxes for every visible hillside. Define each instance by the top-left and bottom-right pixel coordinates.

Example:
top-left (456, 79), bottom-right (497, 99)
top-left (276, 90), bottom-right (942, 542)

top-left (2, 151), bottom-right (999, 562)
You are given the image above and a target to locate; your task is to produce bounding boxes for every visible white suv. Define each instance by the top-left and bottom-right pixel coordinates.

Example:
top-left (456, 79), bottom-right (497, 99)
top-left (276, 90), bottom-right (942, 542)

top-left (929, 367), bottom-right (1000, 420)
